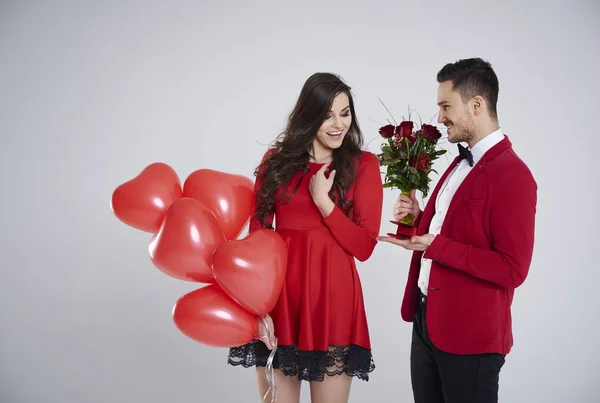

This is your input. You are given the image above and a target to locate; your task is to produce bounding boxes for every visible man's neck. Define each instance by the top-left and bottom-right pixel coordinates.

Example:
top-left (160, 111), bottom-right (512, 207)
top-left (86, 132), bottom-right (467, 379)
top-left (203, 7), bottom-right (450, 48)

top-left (468, 121), bottom-right (500, 149)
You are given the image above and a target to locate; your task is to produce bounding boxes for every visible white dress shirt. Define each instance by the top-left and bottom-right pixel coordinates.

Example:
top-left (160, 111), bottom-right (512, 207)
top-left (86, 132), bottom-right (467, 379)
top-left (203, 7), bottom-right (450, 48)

top-left (417, 128), bottom-right (505, 296)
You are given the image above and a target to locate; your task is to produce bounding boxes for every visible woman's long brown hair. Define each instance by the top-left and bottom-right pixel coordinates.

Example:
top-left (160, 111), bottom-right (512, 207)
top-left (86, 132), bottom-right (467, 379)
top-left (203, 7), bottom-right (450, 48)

top-left (254, 72), bottom-right (364, 228)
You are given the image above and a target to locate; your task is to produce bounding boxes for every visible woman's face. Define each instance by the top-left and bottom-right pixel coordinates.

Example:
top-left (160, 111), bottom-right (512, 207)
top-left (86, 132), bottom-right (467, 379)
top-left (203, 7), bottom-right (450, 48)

top-left (312, 92), bottom-right (352, 156)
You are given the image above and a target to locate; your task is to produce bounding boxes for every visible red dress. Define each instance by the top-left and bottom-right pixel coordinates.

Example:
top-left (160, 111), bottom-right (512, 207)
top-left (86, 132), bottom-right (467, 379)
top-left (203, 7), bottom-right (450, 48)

top-left (228, 151), bottom-right (383, 382)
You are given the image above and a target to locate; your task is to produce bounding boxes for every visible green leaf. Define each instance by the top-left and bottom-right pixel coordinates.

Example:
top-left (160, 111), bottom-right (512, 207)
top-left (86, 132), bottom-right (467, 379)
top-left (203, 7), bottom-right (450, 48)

top-left (380, 158), bottom-right (401, 166)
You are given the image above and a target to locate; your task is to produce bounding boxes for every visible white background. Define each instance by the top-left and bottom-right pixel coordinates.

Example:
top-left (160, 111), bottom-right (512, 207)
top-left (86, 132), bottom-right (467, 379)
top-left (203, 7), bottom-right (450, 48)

top-left (1, 1), bottom-right (598, 402)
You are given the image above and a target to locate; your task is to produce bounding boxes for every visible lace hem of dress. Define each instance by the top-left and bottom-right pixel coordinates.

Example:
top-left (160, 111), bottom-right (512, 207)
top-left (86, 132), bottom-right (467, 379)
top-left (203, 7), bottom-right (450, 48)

top-left (227, 341), bottom-right (375, 382)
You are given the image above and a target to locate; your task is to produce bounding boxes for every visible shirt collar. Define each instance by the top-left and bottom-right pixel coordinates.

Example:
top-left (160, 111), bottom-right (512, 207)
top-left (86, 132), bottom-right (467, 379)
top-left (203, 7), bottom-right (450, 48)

top-left (469, 128), bottom-right (504, 164)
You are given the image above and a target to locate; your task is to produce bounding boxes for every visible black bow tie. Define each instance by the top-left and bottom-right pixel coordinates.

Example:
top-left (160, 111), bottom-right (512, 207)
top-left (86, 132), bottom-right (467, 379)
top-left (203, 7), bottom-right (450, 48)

top-left (458, 144), bottom-right (474, 167)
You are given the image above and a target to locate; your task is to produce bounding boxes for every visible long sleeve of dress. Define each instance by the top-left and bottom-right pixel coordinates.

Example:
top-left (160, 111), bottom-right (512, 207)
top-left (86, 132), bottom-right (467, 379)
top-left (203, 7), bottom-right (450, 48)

top-left (323, 152), bottom-right (383, 262)
top-left (248, 150), bottom-right (275, 233)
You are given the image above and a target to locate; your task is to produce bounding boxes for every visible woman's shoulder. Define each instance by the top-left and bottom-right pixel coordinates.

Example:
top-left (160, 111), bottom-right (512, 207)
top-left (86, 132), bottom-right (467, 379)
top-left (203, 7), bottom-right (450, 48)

top-left (256, 148), bottom-right (279, 171)
top-left (358, 150), bottom-right (380, 170)
top-left (253, 148), bottom-right (278, 178)
top-left (260, 147), bottom-right (277, 162)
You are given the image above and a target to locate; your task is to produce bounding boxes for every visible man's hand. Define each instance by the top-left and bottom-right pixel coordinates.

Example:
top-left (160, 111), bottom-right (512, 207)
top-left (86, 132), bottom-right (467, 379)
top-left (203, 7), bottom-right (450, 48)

top-left (393, 189), bottom-right (421, 221)
top-left (377, 234), bottom-right (436, 251)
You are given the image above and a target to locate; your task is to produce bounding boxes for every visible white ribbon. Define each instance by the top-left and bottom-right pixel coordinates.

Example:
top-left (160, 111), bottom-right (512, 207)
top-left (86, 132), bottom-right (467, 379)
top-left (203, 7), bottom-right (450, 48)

top-left (261, 316), bottom-right (277, 403)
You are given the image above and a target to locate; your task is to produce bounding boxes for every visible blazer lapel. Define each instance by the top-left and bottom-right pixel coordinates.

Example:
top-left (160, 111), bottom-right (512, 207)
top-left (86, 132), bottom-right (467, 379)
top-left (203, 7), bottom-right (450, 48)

top-left (443, 136), bottom-right (513, 222)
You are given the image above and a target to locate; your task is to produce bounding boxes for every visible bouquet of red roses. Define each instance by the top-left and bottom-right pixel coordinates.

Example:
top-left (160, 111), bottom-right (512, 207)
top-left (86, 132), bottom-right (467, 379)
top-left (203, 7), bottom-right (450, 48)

top-left (377, 112), bottom-right (446, 230)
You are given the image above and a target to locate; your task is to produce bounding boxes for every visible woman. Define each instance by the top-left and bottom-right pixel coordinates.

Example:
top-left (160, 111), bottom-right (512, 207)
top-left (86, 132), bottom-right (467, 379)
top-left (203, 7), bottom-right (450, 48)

top-left (228, 72), bottom-right (383, 403)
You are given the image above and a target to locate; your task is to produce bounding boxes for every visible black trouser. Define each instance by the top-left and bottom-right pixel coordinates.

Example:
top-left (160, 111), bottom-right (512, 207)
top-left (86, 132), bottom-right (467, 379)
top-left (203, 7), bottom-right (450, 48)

top-left (411, 292), bottom-right (506, 403)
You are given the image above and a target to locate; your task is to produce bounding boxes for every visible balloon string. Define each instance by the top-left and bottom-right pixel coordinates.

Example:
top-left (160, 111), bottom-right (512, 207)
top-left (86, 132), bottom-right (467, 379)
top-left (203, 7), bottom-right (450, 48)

top-left (261, 316), bottom-right (277, 403)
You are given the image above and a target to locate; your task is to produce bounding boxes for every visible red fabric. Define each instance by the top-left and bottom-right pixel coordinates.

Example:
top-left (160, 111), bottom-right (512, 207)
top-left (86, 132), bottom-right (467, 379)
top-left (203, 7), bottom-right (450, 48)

top-left (250, 151), bottom-right (383, 351)
top-left (388, 221), bottom-right (417, 239)
top-left (401, 136), bottom-right (537, 355)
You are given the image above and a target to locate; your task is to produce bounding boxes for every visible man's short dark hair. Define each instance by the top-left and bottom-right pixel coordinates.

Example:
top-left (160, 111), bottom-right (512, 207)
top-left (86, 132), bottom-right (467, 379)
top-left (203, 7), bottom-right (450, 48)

top-left (437, 58), bottom-right (499, 120)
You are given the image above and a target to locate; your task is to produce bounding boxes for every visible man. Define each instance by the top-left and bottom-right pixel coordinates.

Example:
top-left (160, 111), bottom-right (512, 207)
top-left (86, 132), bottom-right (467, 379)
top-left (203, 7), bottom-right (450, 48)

top-left (378, 58), bottom-right (537, 403)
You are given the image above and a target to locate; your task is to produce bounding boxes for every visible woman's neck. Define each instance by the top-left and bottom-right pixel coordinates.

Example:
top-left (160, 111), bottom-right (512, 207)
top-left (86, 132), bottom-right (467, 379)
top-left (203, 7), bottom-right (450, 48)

top-left (309, 145), bottom-right (333, 163)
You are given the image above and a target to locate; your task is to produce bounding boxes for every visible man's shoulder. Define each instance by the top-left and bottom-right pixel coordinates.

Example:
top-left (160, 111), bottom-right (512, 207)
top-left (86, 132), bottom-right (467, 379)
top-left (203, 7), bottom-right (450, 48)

top-left (489, 146), bottom-right (537, 188)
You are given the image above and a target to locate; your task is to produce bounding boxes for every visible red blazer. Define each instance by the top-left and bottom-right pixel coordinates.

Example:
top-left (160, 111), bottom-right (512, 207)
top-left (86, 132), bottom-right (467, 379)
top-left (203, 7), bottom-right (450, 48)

top-left (401, 136), bottom-right (537, 355)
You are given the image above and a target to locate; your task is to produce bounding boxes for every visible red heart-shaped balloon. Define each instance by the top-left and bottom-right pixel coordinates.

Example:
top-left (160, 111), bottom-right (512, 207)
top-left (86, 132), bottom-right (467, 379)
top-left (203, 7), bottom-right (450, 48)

top-left (212, 229), bottom-right (287, 315)
top-left (111, 163), bottom-right (183, 233)
top-left (149, 198), bottom-right (226, 283)
top-left (183, 169), bottom-right (254, 240)
top-left (172, 284), bottom-right (258, 348)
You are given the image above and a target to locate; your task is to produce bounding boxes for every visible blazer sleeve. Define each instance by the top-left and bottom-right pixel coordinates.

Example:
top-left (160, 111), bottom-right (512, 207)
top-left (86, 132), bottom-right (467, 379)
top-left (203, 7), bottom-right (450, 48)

top-left (323, 152), bottom-right (384, 262)
top-left (424, 166), bottom-right (537, 288)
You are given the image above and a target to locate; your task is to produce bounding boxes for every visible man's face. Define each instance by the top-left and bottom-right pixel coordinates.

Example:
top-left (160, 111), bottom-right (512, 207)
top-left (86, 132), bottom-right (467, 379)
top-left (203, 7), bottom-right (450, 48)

top-left (437, 80), bottom-right (475, 144)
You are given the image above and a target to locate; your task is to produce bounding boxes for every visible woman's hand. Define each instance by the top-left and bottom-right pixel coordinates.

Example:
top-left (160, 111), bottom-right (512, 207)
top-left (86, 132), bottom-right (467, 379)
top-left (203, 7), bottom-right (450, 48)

top-left (309, 162), bottom-right (336, 218)
top-left (256, 314), bottom-right (277, 350)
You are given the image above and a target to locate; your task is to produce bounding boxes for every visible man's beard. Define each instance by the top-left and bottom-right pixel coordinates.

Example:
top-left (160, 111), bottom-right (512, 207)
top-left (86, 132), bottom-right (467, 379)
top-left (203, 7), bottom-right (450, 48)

top-left (447, 118), bottom-right (475, 144)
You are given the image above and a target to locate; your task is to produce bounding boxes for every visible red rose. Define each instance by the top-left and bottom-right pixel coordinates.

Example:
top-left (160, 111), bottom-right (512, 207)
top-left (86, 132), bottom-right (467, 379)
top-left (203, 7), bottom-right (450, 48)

top-left (396, 121), bottom-right (414, 137)
top-left (393, 120), bottom-right (416, 148)
top-left (420, 124), bottom-right (442, 143)
top-left (410, 152), bottom-right (431, 172)
top-left (379, 124), bottom-right (395, 138)
top-left (394, 134), bottom-right (415, 149)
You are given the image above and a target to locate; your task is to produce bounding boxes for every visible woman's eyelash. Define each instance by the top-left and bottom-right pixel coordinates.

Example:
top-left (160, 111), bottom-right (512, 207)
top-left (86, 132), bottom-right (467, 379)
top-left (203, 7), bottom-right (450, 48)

top-left (327, 113), bottom-right (351, 119)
